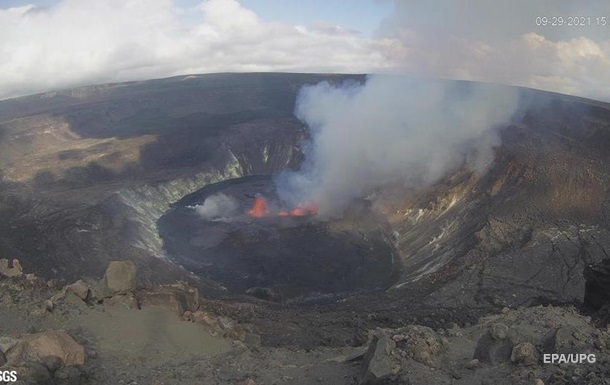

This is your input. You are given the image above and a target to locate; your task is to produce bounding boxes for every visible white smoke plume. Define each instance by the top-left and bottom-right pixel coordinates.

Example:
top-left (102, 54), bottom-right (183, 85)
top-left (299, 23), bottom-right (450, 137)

top-left (192, 193), bottom-right (238, 221)
top-left (276, 75), bottom-right (520, 217)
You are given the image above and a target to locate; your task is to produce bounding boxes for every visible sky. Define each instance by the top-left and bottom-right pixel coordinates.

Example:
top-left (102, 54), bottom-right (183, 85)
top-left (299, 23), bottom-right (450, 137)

top-left (1, 0), bottom-right (609, 101)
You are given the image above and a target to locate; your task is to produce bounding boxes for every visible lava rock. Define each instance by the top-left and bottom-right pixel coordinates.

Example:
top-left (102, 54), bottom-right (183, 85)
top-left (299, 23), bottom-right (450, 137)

top-left (65, 280), bottom-right (90, 301)
top-left (510, 342), bottom-right (538, 366)
top-left (465, 358), bottom-right (479, 369)
top-left (0, 336), bottom-right (20, 354)
top-left (584, 259), bottom-right (610, 309)
top-left (99, 261), bottom-right (137, 297)
top-left (360, 330), bottom-right (397, 385)
top-left (20, 361), bottom-right (52, 384)
top-left (0, 258), bottom-right (23, 278)
top-left (548, 326), bottom-right (578, 354)
top-left (41, 355), bottom-right (63, 373)
top-left (54, 366), bottom-right (82, 385)
top-left (394, 325), bottom-right (446, 368)
top-left (43, 299), bottom-right (54, 312)
top-left (7, 330), bottom-right (85, 366)
top-left (474, 331), bottom-right (513, 365)
top-left (137, 282), bottom-right (199, 316)
top-left (489, 323), bottom-right (509, 341)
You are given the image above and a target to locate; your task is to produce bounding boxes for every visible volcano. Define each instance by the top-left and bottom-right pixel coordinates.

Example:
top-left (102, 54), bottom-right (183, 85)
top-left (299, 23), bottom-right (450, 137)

top-left (1, 73), bottom-right (610, 347)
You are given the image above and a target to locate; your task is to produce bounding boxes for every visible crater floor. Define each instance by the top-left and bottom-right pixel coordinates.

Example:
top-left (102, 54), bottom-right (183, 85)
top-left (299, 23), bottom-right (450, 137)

top-left (159, 176), bottom-right (400, 301)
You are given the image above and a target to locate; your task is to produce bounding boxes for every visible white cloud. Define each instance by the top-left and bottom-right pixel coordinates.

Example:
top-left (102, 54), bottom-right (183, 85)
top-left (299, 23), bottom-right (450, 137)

top-left (1, 0), bottom-right (609, 102)
top-left (0, 0), bottom-right (392, 100)
top-left (379, 0), bottom-right (610, 101)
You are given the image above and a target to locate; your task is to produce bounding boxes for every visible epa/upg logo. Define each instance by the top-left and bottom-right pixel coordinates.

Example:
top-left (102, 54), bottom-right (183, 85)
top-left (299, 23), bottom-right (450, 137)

top-left (542, 353), bottom-right (597, 364)
top-left (0, 370), bottom-right (18, 383)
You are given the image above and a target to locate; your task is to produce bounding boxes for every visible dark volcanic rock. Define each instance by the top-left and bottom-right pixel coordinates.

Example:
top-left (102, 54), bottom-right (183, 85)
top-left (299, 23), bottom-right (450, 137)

top-left (360, 330), bottom-right (397, 385)
top-left (584, 259), bottom-right (610, 309)
top-left (474, 331), bottom-right (513, 365)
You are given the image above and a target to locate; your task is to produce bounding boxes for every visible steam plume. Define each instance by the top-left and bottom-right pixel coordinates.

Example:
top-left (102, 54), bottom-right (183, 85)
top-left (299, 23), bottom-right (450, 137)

top-left (192, 193), bottom-right (238, 221)
top-left (276, 75), bottom-right (520, 217)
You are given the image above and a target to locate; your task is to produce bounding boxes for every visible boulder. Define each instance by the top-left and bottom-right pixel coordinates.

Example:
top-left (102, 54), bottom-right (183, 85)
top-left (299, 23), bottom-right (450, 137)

top-left (19, 361), bottom-right (52, 384)
top-left (0, 336), bottom-right (20, 354)
top-left (474, 331), bottom-right (513, 365)
top-left (360, 330), bottom-right (397, 385)
top-left (65, 280), bottom-right (90, 301)
top-left (41, 355), bottom-right (63, 373)
top-left (192, 311), bottom-right (222, 333)
top-left (393, 325), bottom-right (446, 368)
top-left (547, 326), bottom-right (579, 354)
top-left (489, 323), bottom-right (509, 341)
top-left (54, 366), bottom-right (82, 385)
top-left (99, 261), bottom-right (136, 297)
top-left (6, 330), bottom-right (85, 366)
top-left (137, 283), bottom-right (199, 316)
top-left (0, 258), bottom-right (23, 278)
top-left (43, 299), bottom-right (54, 312)
top-left (465, 358), bottom-right (480, 369)
top-left (510, 342), bottom-right (538, 366)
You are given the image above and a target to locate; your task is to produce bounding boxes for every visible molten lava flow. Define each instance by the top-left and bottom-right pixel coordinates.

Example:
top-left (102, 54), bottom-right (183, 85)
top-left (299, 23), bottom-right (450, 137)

top-left (247, 196), bottom-right (269, 217)
top-left (284, 202), bottom-right (318, 217)
top-left (247, 196), bottom-right (318, 218)
top-left (289, 207), bottom-right (306, 217)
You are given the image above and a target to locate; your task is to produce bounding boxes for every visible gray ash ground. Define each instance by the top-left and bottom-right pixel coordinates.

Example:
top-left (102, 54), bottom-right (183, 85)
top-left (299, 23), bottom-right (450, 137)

top-left (158, 176), bottom-right (401, 302)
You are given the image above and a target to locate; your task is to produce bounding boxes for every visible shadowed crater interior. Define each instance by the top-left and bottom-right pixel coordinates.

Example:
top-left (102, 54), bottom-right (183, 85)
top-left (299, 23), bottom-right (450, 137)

top-left (158, 175), bottom-right (401, 301)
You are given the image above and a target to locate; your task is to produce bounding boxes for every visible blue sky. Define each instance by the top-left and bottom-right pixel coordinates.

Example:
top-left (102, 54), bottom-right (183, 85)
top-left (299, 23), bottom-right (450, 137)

top-left (240, 0), bottom-right (393, 36)
top-left (1, 0), bottom-right (393, 36)
top-left (0, 0), bottom-right (609, 101)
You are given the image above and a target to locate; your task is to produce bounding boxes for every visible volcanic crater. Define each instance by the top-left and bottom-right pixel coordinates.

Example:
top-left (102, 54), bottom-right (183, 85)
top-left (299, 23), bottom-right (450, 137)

top-left (158, 175), bottom-right (400, 301)
top-left (2, 73), bottom-right (610, 347)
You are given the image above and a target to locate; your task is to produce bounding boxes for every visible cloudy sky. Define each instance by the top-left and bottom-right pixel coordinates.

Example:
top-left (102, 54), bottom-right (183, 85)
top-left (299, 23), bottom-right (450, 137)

top-left (1, 0), bottom-right (609, 101)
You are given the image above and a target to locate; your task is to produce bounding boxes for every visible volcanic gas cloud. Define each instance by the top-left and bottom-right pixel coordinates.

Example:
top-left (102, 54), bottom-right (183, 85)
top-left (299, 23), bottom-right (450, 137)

top-left (275, 75), bottom-right (521, 217)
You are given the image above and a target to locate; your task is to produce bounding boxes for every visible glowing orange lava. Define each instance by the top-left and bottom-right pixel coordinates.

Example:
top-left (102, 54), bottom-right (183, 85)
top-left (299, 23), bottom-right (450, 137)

top-left (247, 196), bottom-right (318, 218)
top-left (287, 202), bottom-right (318, 217)
top-left (247, 196), bottom-right (269, 217)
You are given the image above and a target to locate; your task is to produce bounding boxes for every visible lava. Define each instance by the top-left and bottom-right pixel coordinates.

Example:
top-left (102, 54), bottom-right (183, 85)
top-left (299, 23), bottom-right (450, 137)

top-left (247, 196), bottom-right (269, 217)
top-left (247, 196), bottom-right (317, 218)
